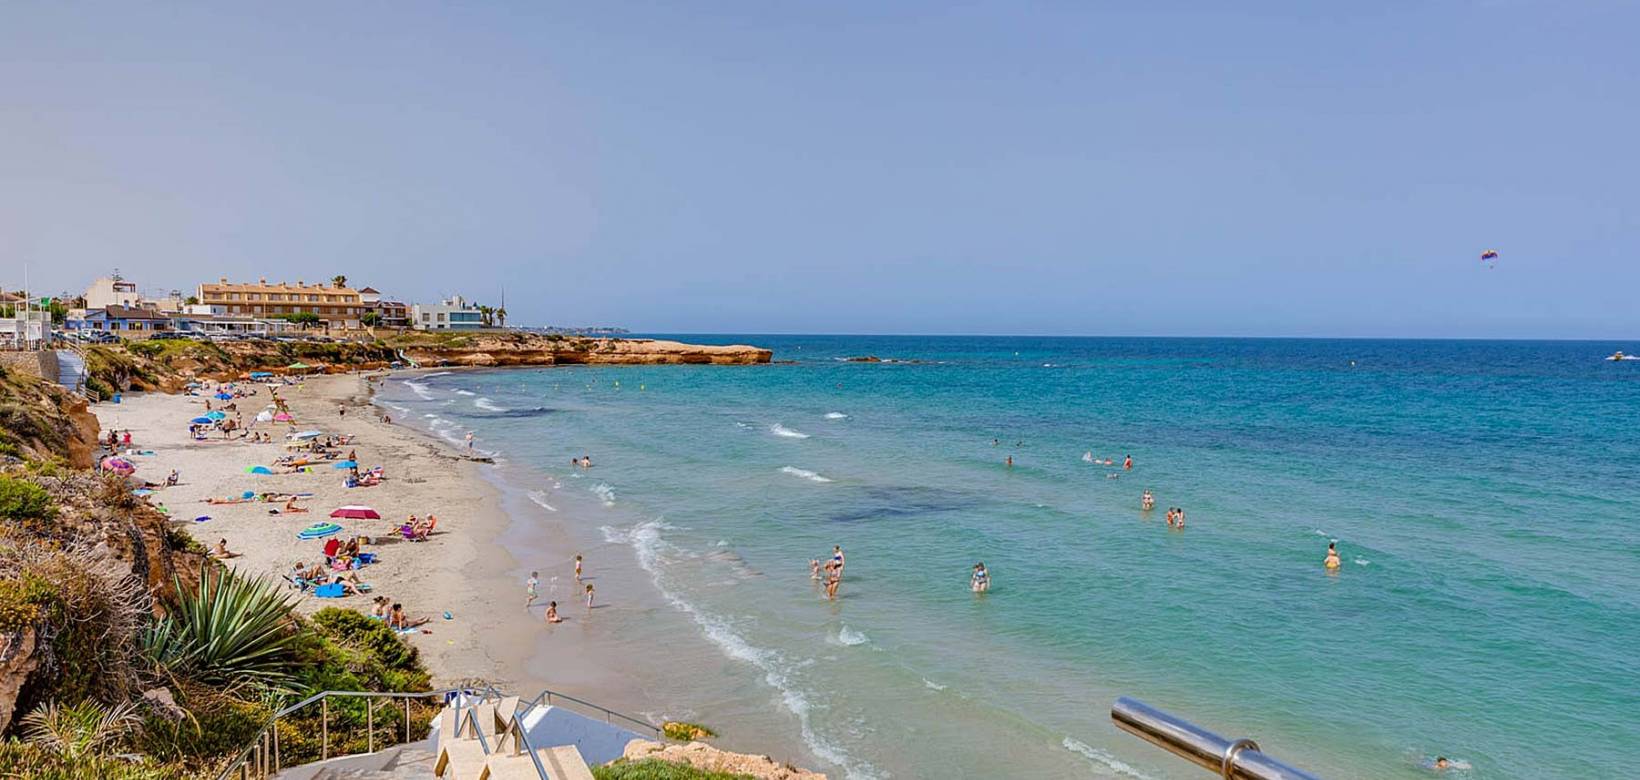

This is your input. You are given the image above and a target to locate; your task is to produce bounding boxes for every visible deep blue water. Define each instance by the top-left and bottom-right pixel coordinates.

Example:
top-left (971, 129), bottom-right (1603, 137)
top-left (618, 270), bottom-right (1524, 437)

top-left (380, 337), bottom-right (1640, 779)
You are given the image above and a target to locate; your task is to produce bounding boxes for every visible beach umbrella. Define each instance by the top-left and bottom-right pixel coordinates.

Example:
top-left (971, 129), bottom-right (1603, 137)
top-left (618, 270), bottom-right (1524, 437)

top-left (291, 430), bottom-right (323, 440)
top-left (205, 411), bottom-right (227, 420)
top-left (255, 411), bottom-right (274, 423)
top-left (297, 522), bottom-right (343, 540)
top-left (329, 505), bottom-right (380, 520)
top-left (190, 416), bottom-right (215, 425)
top-left (215, 392), bottom-right (233, 400)
top-left (273, 412), bottom-right (294, 422)
top-left (333, 460), bottom-right (358, 469)
top-left (101, 457), bottom-right (136, 475)
top-left (288, 362), bottom-right (311, 369)
top-left (246, 465), bottom-right (274, 475)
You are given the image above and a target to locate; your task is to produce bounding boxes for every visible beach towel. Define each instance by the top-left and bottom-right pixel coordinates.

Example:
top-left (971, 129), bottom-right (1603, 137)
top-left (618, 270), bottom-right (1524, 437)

top-left (313, 583), bottom-right (346, 598)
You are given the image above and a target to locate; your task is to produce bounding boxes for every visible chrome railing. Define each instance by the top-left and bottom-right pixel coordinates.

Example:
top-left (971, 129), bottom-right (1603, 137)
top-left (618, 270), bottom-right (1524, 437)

top-left (213, 685), bottom-right (506, 780)
top-left (520, 687), bottom-right (663, 740)
top-left (1111, 697), bottom-right (1322, 780)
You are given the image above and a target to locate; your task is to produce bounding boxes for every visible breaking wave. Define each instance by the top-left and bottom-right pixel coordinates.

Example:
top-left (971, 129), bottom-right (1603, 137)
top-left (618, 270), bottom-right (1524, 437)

top-left (770, 424), bottom-right (810, 439)
top-left (780, 466), bottom-right (833, 483)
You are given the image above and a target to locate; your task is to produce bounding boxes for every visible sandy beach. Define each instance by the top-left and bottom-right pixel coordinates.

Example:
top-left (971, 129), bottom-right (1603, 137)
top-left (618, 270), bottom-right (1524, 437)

top-left (92, 373), bottom-right (611, 693)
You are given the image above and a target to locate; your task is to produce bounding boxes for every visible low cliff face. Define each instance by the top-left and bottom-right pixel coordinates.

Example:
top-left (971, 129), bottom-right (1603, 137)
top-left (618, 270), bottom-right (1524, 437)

top-left (0, 367), bottom-right (99, 468)
top-left (391, 333), bottom-right (772, 367)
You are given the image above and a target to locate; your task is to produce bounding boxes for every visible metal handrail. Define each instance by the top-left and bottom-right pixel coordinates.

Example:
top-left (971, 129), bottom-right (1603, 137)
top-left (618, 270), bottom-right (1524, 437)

top-left (213, 685), bottom-right (507, 780)
top-left (520, 687), bottom-right (663, 740)
top-left (1111, 697), bottom-right (1322, 780)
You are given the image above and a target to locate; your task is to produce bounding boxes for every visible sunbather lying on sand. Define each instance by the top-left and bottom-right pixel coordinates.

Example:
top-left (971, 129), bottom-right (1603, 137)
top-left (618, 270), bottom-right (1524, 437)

top-left (388, 603), bottom-right (429, 630)
top-left (212, 539), bottom-right (241, 559)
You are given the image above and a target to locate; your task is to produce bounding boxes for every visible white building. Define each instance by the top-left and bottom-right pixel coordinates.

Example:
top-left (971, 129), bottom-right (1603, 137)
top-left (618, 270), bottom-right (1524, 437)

top-left (411, 295), bottom-right (484, 330)
top-left (83, 276), bottom-right (142, 310)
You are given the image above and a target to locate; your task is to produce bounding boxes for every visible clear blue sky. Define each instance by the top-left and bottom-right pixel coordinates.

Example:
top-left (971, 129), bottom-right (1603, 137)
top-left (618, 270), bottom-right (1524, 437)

top-left (3, 2), bottom-right (1635, 338)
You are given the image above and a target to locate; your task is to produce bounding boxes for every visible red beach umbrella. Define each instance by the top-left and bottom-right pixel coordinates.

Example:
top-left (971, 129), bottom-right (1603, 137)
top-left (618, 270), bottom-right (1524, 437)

top-left (329, 505), bottom-right (381, 520)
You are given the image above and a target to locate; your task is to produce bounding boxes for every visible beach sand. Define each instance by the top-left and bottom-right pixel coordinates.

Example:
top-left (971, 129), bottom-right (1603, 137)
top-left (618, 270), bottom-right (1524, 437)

top-left (93, 373), bottom-right (602, 691)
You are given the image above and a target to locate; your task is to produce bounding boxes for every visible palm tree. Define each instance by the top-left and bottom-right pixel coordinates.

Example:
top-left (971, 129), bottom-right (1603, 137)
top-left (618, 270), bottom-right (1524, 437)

top-left (478, 305), bottom-right (495, 328)
top-left (331, 274), bottom-right (348, 288)
top-left (496, 306), bottom-right (507, 329)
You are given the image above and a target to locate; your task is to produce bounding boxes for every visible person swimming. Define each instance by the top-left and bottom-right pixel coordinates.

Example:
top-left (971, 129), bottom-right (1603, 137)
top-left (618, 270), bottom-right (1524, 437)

top-left (970, 562), bottom-right (990, 593)
top-left (1141, 490), bottom-right (1155, 511)
top-left (1325, 542), bottom-right (1342, 570)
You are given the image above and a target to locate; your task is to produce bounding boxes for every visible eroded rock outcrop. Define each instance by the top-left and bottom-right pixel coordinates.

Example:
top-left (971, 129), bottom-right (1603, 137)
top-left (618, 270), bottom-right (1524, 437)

top-left (622, 739), bottom-right (827, 780)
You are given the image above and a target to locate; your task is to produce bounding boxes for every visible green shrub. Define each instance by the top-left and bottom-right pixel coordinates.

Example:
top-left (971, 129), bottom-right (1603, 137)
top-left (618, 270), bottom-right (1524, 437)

top-left (0, 475), bottom-right (55, 521)
top-left (593, 759), bottom-right (757, 780)
top-left (0, 573), bottom-right (59, 630)
top-left (19, 699), bottom-right (141, 761)
top-left (662, 721), bottom-right (717, 741)
top-left (0, 740), bottom-right (190, 779)
top-left (310, 607), bottom-right (423, 673)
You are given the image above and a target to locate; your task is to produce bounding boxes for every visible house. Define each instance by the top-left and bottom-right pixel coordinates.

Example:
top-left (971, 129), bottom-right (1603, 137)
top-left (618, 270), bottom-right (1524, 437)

top-left (358, 287), bottom-right (410, 328)
top-left (79, 305), bottom-right (173, 336)
top-left (196, 278), bottom-right (365, 329)
top-left (83, 276), bottom-right (143, 310)
top-left (412, 295), bottom-right (484, 330)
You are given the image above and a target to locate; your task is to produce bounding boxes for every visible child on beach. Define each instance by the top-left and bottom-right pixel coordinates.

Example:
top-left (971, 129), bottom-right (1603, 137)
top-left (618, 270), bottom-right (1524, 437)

top-left (810, 559), bottom-right (820, 580)
top-left (545, 601), bottom-right (562, 623)
top-left (574, 554), bottom-right (583, 582)
top-left (526, 571), bottom-right (539, 607)
top-left (584, 583), bottom-right (595, 609)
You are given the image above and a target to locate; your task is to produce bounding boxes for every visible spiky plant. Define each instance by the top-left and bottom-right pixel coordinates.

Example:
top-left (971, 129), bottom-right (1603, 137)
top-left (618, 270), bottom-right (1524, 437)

top-left (20, 700), bottom-right (141, 760)
top-left (141, 564), bottom-right (301, 692)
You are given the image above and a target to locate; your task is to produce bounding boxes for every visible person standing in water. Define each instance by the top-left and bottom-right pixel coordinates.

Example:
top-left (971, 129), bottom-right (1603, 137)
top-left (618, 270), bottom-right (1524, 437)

top-left (971, 563), bottom-right (990, 593)
top-left (825, 561), bottom-right (842, 600)
top-left (1123, 454), bottom-right (1133, 470)
top-left (1141, 490), bottom-right (1155, 511)
top-left (1324, 542), bottom-right (1342, 570)
top-left (525, 571), bottom-right (539, 607)
top-left (810, 559), bottom-right (821, 580)
top-left (1005, 455), bottom-right (1014, 468)
top-left (574, 554), bottom-right (584, 582)
top-left (584, 583), bottom-right (595, 609)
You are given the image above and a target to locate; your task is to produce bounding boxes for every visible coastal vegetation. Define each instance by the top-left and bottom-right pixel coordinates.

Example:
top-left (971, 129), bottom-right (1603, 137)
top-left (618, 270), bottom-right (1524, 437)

top-left (594, 759), bottom-right (756, 780)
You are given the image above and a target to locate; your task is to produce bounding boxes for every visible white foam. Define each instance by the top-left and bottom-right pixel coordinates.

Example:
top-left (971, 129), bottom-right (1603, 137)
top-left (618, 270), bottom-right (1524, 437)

top-left (455, 389), bottom-right (476, 396)
top-left (770, 423), bottom-right (810, 439)
top-left (922, 679), bottom-right (946, 691)
top-left (832, 626), bottom-right (869, 646)
top-left (1062, 737), bottom-right (1155, 779)
top-left (590, 483), bottom-right (616, 507)
top-left (402, 380), bottom-right (435, 400)
top-left (1354, 558), bottom-right (1370, 566)
top-left (603, 520), bottom-right (879, 780)
top-left (475, 397), bottom-right (509, 412)
top-left (384, 403), bottom-right (410, 413)
top-left (422, 413), bottom-right (438, 419)
top-left (527, 490), bottom-right (557, 512)
top-left (780, 466), bottom-right (833, 483)
top-left (422, 371), bottom-right (452, 378)
top-left (824, 412), bottom-right (848, 420)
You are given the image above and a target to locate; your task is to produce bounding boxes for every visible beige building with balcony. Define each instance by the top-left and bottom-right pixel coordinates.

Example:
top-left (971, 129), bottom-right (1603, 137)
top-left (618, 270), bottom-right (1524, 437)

top-left (196, 278), bottom-right (365, 328)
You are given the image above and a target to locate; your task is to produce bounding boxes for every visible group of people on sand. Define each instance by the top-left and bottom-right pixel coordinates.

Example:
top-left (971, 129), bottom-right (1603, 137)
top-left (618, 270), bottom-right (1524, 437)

top-left (396, 514), bottom-right (437, 541)
top-left (370, 596), bottom-right (430, 631)
top-left (528, 554), bottom-right (594, 625)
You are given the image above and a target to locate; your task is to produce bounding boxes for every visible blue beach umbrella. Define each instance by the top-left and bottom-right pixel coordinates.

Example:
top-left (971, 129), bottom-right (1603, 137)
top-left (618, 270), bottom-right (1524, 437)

top-left (250, 372), bottom-right (273, 378)
top-left (246, 465), bottom-right (274, 475)
top-left (333, 460), bottom-right (358, 469)
top-left (190, 416), bottom-right (214, 425)
top-left (205, 411), bottom-right (227, 420)
top-left (216, 392), bottom-right (233, 400)
top-left (297, 522), bottom-right (343, 540)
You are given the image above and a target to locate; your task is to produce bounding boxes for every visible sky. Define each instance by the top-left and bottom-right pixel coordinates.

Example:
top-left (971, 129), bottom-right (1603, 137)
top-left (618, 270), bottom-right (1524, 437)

top-left (2, 2), bottom-right (1636, 338)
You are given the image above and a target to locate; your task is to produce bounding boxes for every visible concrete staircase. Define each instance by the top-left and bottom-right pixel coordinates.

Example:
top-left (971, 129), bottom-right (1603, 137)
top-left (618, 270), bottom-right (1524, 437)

top-left (274, 741), bottom-right (438, 779)
top-left (430, 698), bottom-right (595, 780)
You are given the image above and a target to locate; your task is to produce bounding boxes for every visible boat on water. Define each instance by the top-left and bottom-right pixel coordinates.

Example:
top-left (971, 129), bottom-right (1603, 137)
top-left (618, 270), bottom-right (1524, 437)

top-left (1607, 351), bottom-right (1636, 361)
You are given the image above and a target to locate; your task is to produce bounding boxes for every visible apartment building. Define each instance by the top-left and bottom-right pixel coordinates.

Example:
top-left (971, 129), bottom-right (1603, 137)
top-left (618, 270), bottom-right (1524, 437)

top-left (196, 278), bottom-right (364, 328)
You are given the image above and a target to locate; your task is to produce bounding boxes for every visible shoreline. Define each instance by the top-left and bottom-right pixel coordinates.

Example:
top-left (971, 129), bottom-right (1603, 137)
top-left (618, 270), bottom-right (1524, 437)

top-left (93, 369), bottom-right (829, 775)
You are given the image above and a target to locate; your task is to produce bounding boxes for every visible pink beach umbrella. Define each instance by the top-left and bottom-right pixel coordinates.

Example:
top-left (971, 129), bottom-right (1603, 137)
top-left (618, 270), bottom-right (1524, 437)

top-left (273, 412), bottom-right (295, 422)
top-left (329, 505), bottom-right (381, 520)
top-left (101, 456), bottom-right (136, 475)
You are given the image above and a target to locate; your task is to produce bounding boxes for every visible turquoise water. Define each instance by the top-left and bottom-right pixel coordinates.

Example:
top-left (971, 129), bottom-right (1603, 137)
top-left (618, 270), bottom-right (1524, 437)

top-left (380, 337), bottom-right (1639, 779)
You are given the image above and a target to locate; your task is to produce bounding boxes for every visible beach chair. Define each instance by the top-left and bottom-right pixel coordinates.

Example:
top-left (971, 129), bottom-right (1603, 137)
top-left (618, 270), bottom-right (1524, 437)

top-left (282, 575), bottom-right (313, 592)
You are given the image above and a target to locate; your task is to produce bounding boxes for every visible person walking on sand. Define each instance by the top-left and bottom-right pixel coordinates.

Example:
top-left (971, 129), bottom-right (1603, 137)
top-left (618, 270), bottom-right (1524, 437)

top-left (525, 571), bottom-right (540, 607)
top-left (574, 554), bottom-right (583, 582)
top-left (584, 583), bottom-right (596, 609)
top-left (464, 432), bottom-right (474, 453)
top-left (545, 601), bottom-right (562, 624)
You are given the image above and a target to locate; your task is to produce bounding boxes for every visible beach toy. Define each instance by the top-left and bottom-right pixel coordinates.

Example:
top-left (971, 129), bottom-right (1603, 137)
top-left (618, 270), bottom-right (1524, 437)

top-left (246, 466), bottom-right (273, 475)
top-left (443, 611), bottom-right (452, 620)
top-left (193, 516), bottom-right (210, 523)
top-left (333, 460), bottom-right (357, 469)
top-left (297, 522), bottom-right (343, 540)
top-left (241, 490), bottom-right (256, 499)
top-left (329, 505), bottom-right (381, 520)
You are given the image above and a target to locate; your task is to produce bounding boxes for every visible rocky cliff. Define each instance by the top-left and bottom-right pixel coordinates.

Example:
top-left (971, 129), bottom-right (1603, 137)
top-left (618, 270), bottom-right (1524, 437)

top-left (392, 333), bottom-right (772, 367)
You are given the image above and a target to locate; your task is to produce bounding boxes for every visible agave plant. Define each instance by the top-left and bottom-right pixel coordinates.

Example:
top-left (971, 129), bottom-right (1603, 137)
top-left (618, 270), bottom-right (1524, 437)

top-left (20, 699), bottom-right (142, 760)
top-left (141, 563), bottom-right (302, 691)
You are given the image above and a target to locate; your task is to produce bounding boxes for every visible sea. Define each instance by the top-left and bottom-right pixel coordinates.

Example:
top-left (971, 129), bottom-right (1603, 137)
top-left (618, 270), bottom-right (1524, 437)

top-left (374, 336), bottom-right (1639, 780)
